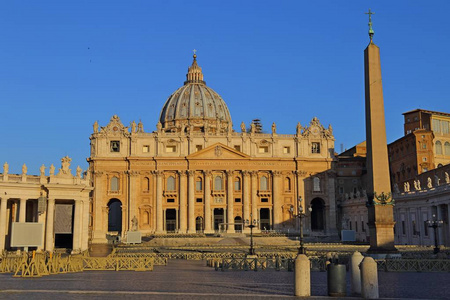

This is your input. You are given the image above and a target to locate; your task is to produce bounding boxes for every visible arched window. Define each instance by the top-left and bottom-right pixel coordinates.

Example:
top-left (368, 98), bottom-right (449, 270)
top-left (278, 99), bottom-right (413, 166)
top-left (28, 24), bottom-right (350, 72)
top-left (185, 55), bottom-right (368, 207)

top-left (144, 177), bottom-right (150, 192)
top-left (445, 142), bottom-right (450, 155)
top-left (234, 177), bottom-right (241, 191)
top-left (313, 177), bottom-right (320, 192)
top-left (167, 176), bottom-right (176, 191)
top-left (435, 141), bottom-right (443, 155)
top-left (260, 176), bottom-right (268, 191)
top-left (196, 177), bottom-right (203, 191)
top-left (214, 176), bottom-right (223, 191)
top-left (110, 176), bottom-right (119, 191)
top-left (285, 177), bottom-right (291, 191)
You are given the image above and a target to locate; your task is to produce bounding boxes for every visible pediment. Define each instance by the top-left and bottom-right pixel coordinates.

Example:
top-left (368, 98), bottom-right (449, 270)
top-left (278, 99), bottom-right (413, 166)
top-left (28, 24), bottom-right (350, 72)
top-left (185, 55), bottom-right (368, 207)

top-left (187, 143), bottom-right (250, 159)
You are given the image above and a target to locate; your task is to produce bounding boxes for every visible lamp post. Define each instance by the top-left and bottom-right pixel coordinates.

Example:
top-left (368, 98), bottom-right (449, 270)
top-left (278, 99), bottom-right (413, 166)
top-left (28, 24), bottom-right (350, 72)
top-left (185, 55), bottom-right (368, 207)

top-left (427, 214), bottom-right (444, 254)
top-left (245, 213), bottom-right (259, 256)
top-left (290, 196), bottom-right (312, 254)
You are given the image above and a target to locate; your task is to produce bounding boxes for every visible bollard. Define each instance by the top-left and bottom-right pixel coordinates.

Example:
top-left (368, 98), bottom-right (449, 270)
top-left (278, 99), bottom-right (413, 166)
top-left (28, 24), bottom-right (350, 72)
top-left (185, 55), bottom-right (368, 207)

top-left (327, 263), bottom-right (346, 297)
top-left (294, 254), bottom-right (310, 297)
top-left (360, 257), bottom-right (379, 299)
top-left (350, 251), bottom-right (364, 296)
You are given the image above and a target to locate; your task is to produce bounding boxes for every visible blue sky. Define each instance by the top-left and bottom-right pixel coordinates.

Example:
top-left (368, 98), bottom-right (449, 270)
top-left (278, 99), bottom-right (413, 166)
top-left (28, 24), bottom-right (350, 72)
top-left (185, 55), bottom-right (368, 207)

top-left (1, 1), bottom-right (449, 174)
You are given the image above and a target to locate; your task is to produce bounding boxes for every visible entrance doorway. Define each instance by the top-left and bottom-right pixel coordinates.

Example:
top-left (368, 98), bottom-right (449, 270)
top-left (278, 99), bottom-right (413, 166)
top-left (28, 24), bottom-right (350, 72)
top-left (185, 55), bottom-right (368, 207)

top-left (234, 216), bottom-right (242, 231)
top-left (108, 199), bottom-right (122, 232)
top-left (311, 198), bottom-right (325, 231)
top-left (54, 203), bottom-right (74, 249)
top-left (165, 209), bottom-right (176, 232)
top-left (214, 208), bottom-right (224, 231)
top-left (196, 216), bottom-right (204, 232)
top-left (260, 208), bottom-right (270, 230)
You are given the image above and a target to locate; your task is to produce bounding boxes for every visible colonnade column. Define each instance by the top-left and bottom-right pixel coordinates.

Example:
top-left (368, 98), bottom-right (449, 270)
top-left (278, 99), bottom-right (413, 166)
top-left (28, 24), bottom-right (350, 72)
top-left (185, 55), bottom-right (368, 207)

top-left (243, 171), bottom-right (250, 233)
top-left (156, 171), bottom-right (164, 233)
top-left (45, 198), bottom-right (55, 251)
top-left (72, 199), bottom-right (82, 253)
top-left (326, 172), bottom-right (337, 235)
top-left (81, 199), bottom-right (90, 251)
top-left (19, 198), bottom-right (27, 222)
top-left (128, 171), bottom-right (139, 232)
top-left (204, 171), bottom-right (212, 233)
top-left (179, 171), bottom-right (187, 233)
top-left (92, 171), bottom-right (106, 244)
top-left (296, 170), bottom-right (306, 233)
top-left (188, 171), bottom-right (196, 233)
top-left (226, 170), bottom-right (234, 233)
top-left (0, 197), bottom-right (7, 251)
top-left (272, 172), bottom-right (281, 230)
top-left (251, 171), bottom-right (258, 231)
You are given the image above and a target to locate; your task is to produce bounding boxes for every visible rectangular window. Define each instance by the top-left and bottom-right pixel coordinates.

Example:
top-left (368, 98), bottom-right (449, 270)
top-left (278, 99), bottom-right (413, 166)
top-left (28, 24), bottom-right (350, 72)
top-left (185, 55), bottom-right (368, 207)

top-left (339, 186), bottom-right (344, 194)
top-left (355, 221), bottom-right (358, 232)
top-left (261, 198), bottom-right (269, 203)
top-left (196, 198), bottom-right (203, 203)
top-left (442, 120), bottom-right (449, 134)
top-left (258, 146), bottom-right (269, 153)
top-left (167, 198), bottom-right (175, 203)
top-left (412, 220), bottom-right (417, 235)
top-left (311, 142), bottom-right (320, 153)
top-left (166, 145), bottom-right (176, 153)
top-left (143, 145), bottom-right (150, 153)
top-left (361, 221), bottom-right (365, 232)
top-left (234, 145), bottom-right (241, 152)
top-left (283, 146), bottom-right (290, 154)
top-left (432, 119), bottom-right (441, 133)
top-left (196, 180), bottom-right (202, 191)
top-left (196, 145), bottom-right (203, 152)
top-left (110, 141), bottom-right (120, 152)
top-left (422, 143), bottom-right (427, 149)
top-left (402, 221), bottom-right (406, 235)
top-left (234, 198), bottom-right (241, 203)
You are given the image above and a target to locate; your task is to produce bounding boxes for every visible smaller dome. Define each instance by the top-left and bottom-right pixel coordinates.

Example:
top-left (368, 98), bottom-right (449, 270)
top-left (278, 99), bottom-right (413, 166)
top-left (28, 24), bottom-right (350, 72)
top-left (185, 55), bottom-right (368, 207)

top-left (159, 54), bottom-right (232, 134)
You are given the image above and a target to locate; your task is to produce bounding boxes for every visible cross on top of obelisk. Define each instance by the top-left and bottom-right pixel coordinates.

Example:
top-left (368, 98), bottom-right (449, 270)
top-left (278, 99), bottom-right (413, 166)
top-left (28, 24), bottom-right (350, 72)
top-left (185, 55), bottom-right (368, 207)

top-left (365, 9), bottom-right (375, 43)
top-left (193, 49), bottom-right (197, 58)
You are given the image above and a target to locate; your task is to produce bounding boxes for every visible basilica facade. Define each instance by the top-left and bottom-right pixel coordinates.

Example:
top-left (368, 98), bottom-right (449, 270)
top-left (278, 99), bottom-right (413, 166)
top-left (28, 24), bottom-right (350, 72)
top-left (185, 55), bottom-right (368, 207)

top-left (89, 55), bottom-right (337, 243)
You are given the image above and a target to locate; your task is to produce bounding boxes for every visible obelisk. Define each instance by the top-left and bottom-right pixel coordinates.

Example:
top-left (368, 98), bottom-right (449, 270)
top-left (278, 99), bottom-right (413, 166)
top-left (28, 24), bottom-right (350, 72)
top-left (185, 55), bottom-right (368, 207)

top-left (364, 9), bottom-right (397, 254)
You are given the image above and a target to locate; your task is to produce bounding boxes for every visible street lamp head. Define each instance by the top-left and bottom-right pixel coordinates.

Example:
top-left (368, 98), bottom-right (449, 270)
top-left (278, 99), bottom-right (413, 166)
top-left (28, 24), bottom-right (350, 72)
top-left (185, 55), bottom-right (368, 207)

top-left (308, 206), bottom-right (312, 212)
top-left (298, 196), bottom-right (303, 203)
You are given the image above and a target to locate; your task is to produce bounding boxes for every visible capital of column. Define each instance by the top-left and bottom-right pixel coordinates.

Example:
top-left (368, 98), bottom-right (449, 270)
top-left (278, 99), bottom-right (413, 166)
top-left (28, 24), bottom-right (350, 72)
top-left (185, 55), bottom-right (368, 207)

top-left (94, 171), bottom-right (104, 178)
top-left (272, 171), bottom-right (282, 177)
top-left (156, 170), bottom-right (164, 177)
top-left (225, 170), bottom-right (234, 177)
top-left (203, 170), bottom-right (212, 177)
top-left (242, 170), bottom-right (250, 177)
top-left (295, 170), bottom-right (308, 177)
top-left (187, 170), bottom-right (195, 177)
top-left (178, 170), bottom-right (187, 177)
top-left (250, 171), bottom-right (258, 178)
top-left (127, 170), bottom-right (140, 177)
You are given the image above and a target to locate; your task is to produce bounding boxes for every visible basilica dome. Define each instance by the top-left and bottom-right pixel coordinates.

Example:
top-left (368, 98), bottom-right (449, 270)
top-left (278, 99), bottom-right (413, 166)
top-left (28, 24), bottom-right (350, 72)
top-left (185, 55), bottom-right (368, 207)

top-left (159, 54), bottom-right (232, 133)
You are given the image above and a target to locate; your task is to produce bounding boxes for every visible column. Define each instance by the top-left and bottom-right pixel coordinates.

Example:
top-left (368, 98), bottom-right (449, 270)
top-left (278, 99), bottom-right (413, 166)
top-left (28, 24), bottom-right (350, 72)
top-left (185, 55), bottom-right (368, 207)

top-left (156, 171), bottom-right (164, 233)
top-left (45, 198), bottom-right (55, 251)
top-left (243, 171), bottom-right (250, 233)
top-left (204, 171), bottom-right (212, 233)
top-left (128, 171), bottom-right (139, 232)
top-left (72, 199), bottom-right (82, 252)
top-left (326, 172), bottom-right (338, 235)
top-left (188, 170), bottom-right (196, 233)
top-left (226, 170), bottom-right (234, 233)
top-left (19, 198), bottom-right (27, 222)
top-left (179, 171), bottom-right (187, 233)
top-left (272, 171), bottom-right (281, 230)
top-left (92, 171), bottom-right (106, 243)
top-left (0, 198), bottom-right (7, 251)
top-left (251, 172), bottom-right (258, 229)
top-left (81, 199), bottom-right (90, 251)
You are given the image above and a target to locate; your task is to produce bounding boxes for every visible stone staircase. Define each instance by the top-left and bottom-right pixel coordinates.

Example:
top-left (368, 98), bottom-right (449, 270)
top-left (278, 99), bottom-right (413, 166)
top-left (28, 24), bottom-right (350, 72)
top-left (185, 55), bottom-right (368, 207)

top-left (89, 244), bottom-right (113, 257)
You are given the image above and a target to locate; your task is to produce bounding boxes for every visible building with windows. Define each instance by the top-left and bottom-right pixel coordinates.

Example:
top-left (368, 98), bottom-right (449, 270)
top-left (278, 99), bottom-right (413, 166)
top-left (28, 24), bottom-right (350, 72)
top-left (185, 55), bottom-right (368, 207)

top-left (88, 54), bottom-right (337, 244)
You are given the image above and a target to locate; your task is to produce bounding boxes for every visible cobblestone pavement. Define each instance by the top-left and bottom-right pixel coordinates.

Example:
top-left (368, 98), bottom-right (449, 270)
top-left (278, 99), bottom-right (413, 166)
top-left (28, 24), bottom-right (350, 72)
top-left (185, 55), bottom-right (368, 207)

top-left (0, 260), bottom-right (449, 299)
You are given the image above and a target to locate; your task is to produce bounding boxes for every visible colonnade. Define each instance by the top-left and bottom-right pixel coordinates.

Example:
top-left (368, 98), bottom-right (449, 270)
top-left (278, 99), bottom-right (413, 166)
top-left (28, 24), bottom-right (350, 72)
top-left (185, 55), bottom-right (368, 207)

top-left (0, 196), bottom-right (88, 252)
